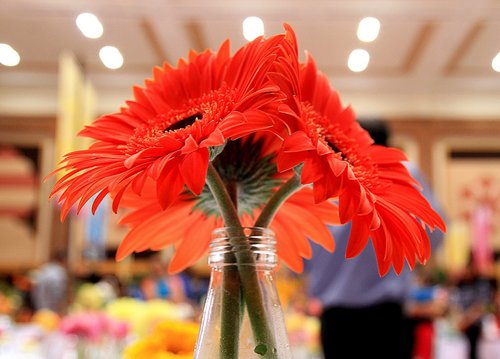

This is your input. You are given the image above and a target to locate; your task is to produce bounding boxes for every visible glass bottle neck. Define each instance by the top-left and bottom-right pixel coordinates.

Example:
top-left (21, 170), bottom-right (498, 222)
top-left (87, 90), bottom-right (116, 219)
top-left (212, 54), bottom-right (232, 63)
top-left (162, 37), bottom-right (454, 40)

top-left (209, 227), bottom-right (277, 270)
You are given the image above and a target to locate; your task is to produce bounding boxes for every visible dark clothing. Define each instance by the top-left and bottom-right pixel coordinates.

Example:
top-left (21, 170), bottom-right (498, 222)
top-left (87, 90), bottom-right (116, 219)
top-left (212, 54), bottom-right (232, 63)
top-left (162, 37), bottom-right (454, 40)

top-left (454, 276), bottom-right (496, 359)
top-left (320, 302), bottom-right (406, 359)
top-left (464, 322), bottom-right (481, 359)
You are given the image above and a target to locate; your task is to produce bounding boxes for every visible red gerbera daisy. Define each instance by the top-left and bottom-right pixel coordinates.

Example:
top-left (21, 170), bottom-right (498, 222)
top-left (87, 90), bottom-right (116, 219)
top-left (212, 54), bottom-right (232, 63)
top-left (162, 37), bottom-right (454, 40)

top-left (276, 26), bottom-right (446, 275)
top-left (117, 187), bottom-right (338, 273)
top-left (50, 33), bottom-right (290, 219)
top-left (115, 135), bottom-right (339, 273)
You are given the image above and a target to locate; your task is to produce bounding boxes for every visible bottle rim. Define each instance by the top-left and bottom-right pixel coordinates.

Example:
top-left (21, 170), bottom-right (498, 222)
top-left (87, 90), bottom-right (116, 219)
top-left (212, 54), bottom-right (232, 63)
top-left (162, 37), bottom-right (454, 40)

top-left (211, 226), bottom-right (275, 238)
top-left (208, 227), bottom-right (277, 268)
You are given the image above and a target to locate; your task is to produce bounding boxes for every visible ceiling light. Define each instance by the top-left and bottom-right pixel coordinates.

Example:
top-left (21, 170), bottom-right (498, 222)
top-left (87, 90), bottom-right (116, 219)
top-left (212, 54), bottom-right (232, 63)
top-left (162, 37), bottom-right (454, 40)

top-left (76, 13), bottom-right (103, 39)
top-left (492, 52), bottom-right (500, 72)
top-left (348, 49), bottom-right (370, 72)
top-left (242, 16), bottom-right (265, 41)
top-left (357, 17), bottom-right (380, 42)
top-left (0, 43), bottom-right (20, 66)
top-left (99, 46), bottom-right (123, 69)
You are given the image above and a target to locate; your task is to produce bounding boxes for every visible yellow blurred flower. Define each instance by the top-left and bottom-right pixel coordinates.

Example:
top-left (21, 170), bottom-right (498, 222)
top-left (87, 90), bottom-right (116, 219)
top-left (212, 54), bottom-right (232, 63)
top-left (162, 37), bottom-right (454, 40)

top-left (106, 298), bottom-right (192, 336)
top-left (32, 309), bottom-right (60, 331)
top-left (124, 320), bottom-right (199, 359)
top-left (0, 293), bottom-right (15, 315)
top-left (73, 283), bottom-right (105, 311)
top-left (286, 312), bottom-right (321, 353)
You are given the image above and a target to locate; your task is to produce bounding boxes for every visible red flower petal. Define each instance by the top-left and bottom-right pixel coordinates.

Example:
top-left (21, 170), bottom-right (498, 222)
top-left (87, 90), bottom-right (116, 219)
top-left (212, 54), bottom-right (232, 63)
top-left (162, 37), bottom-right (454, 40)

top-left (156, 158), bottom-right (184, 209)
top-left (180, 148), bottom-right (209, 195)
top-left (346, 216), bottom-right (371, 258)
top-left (168, 215), bottom-right (217, 273)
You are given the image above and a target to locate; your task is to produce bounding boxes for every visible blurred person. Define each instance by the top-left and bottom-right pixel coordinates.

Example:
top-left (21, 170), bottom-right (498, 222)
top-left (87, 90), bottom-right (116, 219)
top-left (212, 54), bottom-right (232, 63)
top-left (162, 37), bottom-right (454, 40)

top-left (139, 253), bottom-right (189, 303)
top-left (406, 267), bottom-right (448, 359)
top-left (305, 119), bottom-right (445, 359)
top-left (452, 260), bottom-right (497, 359)
top-left (31, 250), bottom-right (68, 314)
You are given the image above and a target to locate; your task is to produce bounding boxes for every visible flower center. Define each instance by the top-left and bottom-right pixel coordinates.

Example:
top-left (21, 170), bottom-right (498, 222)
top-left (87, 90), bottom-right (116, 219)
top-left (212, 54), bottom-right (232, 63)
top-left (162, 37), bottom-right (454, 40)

top-left (126, 87), bottom-right (236, 154)
top-left (164, 112), bottom-right (202, 132)
top-left (324, 140), bottom-right (347, 161)
top-left (300, 101), bottom-right (381, 190)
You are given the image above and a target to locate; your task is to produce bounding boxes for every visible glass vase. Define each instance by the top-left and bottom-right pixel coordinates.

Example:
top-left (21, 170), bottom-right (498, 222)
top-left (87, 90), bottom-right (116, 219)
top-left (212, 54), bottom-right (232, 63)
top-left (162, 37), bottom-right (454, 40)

top-left (194, 227), bottom-right (292, 359)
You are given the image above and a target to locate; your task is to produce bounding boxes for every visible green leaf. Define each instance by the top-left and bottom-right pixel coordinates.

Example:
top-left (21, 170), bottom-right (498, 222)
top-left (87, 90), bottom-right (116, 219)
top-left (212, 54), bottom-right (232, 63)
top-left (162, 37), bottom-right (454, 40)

top-left (254, 343), bottom-right (268, 355)
top-left (208, 142), bottom-right (226, 161)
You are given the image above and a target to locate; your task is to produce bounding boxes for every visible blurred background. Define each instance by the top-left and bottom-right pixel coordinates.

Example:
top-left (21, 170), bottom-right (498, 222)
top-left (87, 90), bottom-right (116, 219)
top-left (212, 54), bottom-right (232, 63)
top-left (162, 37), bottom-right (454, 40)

top-left (0, 0), bottom-right (500, 358)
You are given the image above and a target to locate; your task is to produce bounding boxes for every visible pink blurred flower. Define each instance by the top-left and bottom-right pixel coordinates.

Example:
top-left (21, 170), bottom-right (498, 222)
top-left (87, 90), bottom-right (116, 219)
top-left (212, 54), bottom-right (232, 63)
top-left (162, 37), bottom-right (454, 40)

top-left (108, 319), bottom-right (129, 340)
top-left (60, 312), bottom-right (128, 342)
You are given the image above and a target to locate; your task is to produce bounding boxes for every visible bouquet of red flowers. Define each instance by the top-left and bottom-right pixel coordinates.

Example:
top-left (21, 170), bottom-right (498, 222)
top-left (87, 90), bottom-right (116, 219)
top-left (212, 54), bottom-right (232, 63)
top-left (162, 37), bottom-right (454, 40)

top-left (51, 24), bottom-right (445, 358)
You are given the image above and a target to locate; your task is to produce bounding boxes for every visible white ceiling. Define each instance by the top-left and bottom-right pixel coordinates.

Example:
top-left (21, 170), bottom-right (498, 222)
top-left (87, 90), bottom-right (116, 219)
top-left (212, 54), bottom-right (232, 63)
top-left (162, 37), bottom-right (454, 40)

top-left (1, 0), bottom-right (500, 119)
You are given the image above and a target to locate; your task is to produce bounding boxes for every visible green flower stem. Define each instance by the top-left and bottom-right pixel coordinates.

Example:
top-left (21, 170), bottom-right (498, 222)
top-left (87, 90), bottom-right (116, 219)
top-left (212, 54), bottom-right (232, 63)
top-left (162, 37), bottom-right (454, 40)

top-left (255, 173), bottom-right (302, 228)
top-left (206, 164), bottom-right (241, 358)
top-left (206, 163), bottom-right (241, 229)
top-left (220, 266), bottom-right (241, 359)
top-left (226, 181), bottom-right (239, 210)
top-left (206, 163), bottom-right (277, 359)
